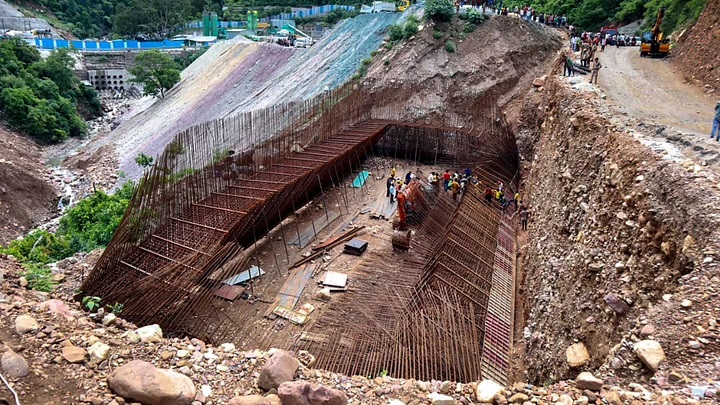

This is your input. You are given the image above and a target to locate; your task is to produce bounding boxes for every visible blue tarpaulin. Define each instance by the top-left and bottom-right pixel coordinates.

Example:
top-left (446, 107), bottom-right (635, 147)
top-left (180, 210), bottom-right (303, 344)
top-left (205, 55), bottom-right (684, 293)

top-left (351, 171), bottom-right (370, 188)
top-left (222, 266), bottom-right (265, 285)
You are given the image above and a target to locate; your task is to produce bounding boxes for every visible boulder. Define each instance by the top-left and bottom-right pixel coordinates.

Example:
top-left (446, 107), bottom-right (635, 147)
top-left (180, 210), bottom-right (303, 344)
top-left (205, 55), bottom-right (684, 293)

top-left (1, 350), bottom-right (29, 378)
top-left (428, 392), bottom-right (455, 405)
top-left (107, 360), bottom-right (196, 405)
top-left (633, 340), bottom-right (665, 372)
top-left (476, 379), bottom-right (503, 402)
top-left (88, 342), bottom-right (111, 361)
top-left (135, 324), bottom-right (163, 343)
top-left (62, 346), bottom-right (87, 363)
top-left (15, 314), bottom-right (39, 334)
top-left (102, 313), bottom-right (117, 326)
top-left (227, 394), bottom-right (283, 405)
top-left (257, 350), bottom-right (300, 391)
top-left (566, 342), bottom-right (590, 367)
top-left (277, 381), bottom-right (348, 405)
top-left (575, 372), bottom-right (603, 391)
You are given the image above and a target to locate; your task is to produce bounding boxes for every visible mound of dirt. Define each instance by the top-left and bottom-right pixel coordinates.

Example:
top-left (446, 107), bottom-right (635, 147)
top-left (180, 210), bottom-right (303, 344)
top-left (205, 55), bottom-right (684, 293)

top-left (672, 0), bottom-right (720, 92)
top-left (0, 126), bottom-right (56, 245)
top-left (364, 15), bottom-right (563, 119)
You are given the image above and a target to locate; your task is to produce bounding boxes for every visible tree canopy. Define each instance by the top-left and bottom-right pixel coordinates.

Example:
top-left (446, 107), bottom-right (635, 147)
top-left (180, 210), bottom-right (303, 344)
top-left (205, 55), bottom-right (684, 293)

top-left (0, 39), bottom-right (100, 143)
top-left (503, 0), bottom-right (707, 33)
top-left (129, 50), bottom-right (181, 99)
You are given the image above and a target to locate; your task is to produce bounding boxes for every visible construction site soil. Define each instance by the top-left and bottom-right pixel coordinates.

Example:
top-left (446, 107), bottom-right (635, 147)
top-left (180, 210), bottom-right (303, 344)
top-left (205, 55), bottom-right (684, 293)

top-left (4, 5), bottom-right (720, 404)
top-left (0, 126), bottom-right (56, 246)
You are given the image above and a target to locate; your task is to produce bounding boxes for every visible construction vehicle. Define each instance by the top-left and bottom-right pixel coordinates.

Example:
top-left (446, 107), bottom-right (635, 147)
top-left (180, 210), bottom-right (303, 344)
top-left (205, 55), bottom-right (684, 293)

top-left (398, 0), bottom-right (410, 12)
top-left (640, 8), bottom-right (670, 57)
top-left (360, 1), bottom-right (397, 13)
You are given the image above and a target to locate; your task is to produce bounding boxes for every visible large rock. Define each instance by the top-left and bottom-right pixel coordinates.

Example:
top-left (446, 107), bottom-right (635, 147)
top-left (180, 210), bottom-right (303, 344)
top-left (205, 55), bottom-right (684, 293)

top-left (476, 379), bottom-right (504, 402)
top-left (277, 381), bottom-right (348, 405)
top-left (107, 360), bottom-right (196, 405)
top-left (633, 340), bottom-right (665, 372)
top-left (428, 392), bottom-right (455, 404)
top-left (228, 394), bottom-right (282, 405)
top-left (575, 372), bottom-right (603, 391)
top-left (135, 324), bottom-right (163, 343)
top-left (532, 75), bottom-right (547, 87)
top-left (88, 341), bottom-right (111, 362)
top-left (15, 314), bottom-right (39, 334)
top-left (62, 346), bottom-right (87, 363)
top-left (1, 350), bottom-right (29, 378)
top-left (566, 342), bottom-right (590, 367)
top-left (257, 350), bottom-right (300, 391)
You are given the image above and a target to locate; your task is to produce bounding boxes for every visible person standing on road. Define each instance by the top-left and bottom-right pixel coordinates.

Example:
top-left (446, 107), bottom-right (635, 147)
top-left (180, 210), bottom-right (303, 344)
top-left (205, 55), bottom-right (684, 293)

top-left (389, 182), bottom-right (397, 203)
top-left (590, 57), bottom-right (602, 84)
top-left (601, 35), bottom-right (607, 52)
top-left (711, 101), bottom-right (720, 141)
top-left (443, 170), bottom-right (451, 192)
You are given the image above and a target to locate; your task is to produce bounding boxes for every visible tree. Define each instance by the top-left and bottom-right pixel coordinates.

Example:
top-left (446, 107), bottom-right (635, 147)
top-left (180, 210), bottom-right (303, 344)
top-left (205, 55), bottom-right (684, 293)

top-left (135, 153), bottom-right (154, 168)
top-left (129, 50), bottom-right (181, 99)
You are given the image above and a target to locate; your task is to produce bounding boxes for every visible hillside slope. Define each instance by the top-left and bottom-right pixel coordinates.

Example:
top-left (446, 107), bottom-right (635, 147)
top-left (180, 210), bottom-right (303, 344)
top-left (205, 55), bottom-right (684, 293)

top-left (672, 0), bottom-right (720, 92)
top-left (90, 12), bottom-right (401, 181)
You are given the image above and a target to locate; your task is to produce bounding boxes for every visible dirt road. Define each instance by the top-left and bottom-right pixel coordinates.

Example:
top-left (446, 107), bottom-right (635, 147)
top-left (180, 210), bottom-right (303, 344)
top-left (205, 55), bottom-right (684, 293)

top-left (597, 46), bottom-right (720, 168)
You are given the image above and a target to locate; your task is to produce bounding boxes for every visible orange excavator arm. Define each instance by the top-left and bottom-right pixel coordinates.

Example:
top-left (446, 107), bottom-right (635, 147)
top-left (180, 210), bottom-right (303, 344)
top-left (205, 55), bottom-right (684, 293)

top-left (652, 8), bottom-right (664, 42)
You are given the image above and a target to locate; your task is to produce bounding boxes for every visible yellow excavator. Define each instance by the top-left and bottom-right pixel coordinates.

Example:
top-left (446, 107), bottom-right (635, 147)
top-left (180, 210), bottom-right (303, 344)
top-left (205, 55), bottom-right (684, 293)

top-left (640, 8), bottom-right (670, 57)
top-left (398, 0), bottom-right (410, 12)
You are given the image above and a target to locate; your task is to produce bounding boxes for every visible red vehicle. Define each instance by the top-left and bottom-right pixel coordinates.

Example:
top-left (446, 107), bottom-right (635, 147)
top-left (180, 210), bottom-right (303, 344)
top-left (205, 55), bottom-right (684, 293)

top-left (600, 25), bottom-right (619, 37)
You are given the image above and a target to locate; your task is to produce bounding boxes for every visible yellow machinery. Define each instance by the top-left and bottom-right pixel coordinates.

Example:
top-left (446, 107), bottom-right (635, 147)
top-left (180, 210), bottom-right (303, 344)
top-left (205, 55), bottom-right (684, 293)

top-left (398, 0), bottom-right (410, 12)
top-left (640, 8), bottom-right (670, 57)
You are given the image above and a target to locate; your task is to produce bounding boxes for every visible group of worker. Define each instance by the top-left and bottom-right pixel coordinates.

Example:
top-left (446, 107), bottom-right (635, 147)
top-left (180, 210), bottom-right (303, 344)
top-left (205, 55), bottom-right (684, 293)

top-left (385, 166), bottom-right (531, 230)
top-left (560, 36), bottom-right (603, 84)
top-left (386, 166), bottom-right (420, 203)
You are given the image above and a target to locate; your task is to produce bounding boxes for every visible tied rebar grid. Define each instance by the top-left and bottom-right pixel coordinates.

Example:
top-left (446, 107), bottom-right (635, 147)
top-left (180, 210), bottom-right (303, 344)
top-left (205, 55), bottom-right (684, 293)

top-left (298, 167), bottom-right (516, 384)
top-left (81, 82), bottom-right (519, 383)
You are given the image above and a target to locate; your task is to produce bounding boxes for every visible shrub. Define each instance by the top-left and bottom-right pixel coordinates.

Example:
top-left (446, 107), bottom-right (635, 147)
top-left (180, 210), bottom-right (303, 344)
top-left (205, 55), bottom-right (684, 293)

top-left (383, 60), bottom-right (390, 66)
top-left (445, 40), bottom-right (456, 53)
top-left (466, 9), bottom-right (487, 24)
top-left (403, 19), bottom-right (419, 39)
top-left (370, 50), bottom-right (378, 57)
top-left (463, 22), bottom-right (476, 33)
top-left (425, 0), bottom-right (454, 22)
top-left (21, 263), bottom-right (56, 293)
top-left (388, 23), bottom-right (404, 42)
top-left (433, 30), bottom-right (444, 40)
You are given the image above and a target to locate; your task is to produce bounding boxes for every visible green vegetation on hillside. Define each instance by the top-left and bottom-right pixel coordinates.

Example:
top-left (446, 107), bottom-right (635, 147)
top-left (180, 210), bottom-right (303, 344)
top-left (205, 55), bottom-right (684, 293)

top-left (504, 0), bottom-right (707, 33)
top-left (0, 38), bottom-right (100, 143)
top-left (11, 0), bottom-right (222, 38)
top-left (0, 181), bottom-right (135, 291)
top-left (129, 50), bottom-right (181, 99)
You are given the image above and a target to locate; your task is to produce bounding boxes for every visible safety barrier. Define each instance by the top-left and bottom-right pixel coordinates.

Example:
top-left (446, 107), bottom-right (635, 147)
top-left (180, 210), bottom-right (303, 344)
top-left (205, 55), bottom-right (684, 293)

top-left (34, 38), bottom-right (186, 51)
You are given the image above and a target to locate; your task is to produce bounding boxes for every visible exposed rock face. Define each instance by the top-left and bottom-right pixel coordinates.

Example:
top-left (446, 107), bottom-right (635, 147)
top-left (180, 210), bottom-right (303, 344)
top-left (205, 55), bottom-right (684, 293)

top-left (278, 381), bottom-right (348, 405)
top-left (633, 340), bottom-right (666, 372)
top-left (1, 349), bottom-right (29, 378)
top-left (107, 360), bottom-right (196, 405)
top-left (257, 350), bottom-right (300, 391)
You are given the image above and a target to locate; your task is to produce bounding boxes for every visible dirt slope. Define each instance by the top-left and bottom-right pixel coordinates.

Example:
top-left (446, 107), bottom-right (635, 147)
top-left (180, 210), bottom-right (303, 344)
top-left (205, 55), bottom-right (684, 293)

top-left (365, 16), bottom-right (563, 119)
top-left (0, 126), bottom-right (56, 245)
top-left (517, 72), bottom-right (720, 391)
top-left (672, 0), bottom-right (720, 92)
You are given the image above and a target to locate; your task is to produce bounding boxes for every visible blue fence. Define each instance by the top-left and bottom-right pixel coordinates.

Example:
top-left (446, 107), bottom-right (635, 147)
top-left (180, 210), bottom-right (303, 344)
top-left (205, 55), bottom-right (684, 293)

top-left (35, 38), bottom-right (186, 51)
top-left (185, 4), bottom-right (356, 28)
